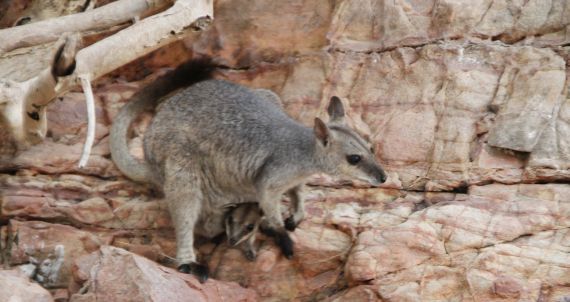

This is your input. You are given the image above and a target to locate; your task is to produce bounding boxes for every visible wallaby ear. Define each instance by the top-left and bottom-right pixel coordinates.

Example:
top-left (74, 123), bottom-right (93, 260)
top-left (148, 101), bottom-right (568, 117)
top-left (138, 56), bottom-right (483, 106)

top-left (327, 96), bottom-right (345, 122)
top-left (314, 117), bottom-right (330, 146)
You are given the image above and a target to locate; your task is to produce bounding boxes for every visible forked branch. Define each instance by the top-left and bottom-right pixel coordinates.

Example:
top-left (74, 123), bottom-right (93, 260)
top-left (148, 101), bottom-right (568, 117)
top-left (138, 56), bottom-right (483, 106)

top-left (0, 0), bottom-right (213, 166)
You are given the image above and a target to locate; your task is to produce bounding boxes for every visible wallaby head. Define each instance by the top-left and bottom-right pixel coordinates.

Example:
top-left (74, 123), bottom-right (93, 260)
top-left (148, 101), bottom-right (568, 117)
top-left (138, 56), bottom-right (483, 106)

top-left (225, 203), bottom-right (262, 246)
top-left (314, 96), bottom-right (387, 186)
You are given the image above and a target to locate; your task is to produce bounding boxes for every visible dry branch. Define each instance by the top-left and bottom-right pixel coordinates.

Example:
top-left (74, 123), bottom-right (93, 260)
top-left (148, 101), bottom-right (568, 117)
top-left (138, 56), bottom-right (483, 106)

top-left (0, 0), bottom-right (213, 165)
top-left (0, 0), bottom-right (174, 54)
top-left (56, 0), bottom-right (213, 89)
top-left (78, 76), bottom-right (96, 168)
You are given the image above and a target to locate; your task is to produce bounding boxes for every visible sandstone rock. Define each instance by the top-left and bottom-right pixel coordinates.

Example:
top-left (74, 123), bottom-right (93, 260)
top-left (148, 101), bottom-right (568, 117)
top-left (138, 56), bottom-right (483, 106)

top-left (329, 285), bottom-right (381, 302)
top-left (7, 140), bottom-right (118, 177)
top-left (342, 184), bottom-right (570, 301)
top-left (346, 184), bottom-right (570, 283)
top-left (191, 0), bottom-right (334, 67)
top-left (0, 269), bottom-right (54, 302)
top-left (70, 245), bottom-right (257, 302)
top-left (4, 220), bottom-right (108, 288)
top-left (346, 228), bottom-right (570, 301)
top-left (1, 173), bottom-right (168, 229)
top-left (487, 47), bottom-right (566, 152)
top-left (1, 218), bottom-right (180, 286)
top-left (328, 0), bottom-right (570, 51)
top-left (207, 222), bottom-right (351, 301)
top-left (46, 92), bottom-right (108, 143)
top-left (528, 93), bottom-right (570, 170)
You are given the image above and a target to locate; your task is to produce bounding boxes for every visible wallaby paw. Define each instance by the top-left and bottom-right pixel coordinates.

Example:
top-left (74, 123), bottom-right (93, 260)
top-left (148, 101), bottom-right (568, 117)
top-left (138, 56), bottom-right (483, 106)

top-left (275, 232), bottom-right (294, 259)
top-left (284, 216), bottom-right (297, 231)
top-left (258, 225), bottom-right (295, 259)
top-left (244, 250), bottom-right (257, 261)
top-left (178, 262), bottom-right (209, 283)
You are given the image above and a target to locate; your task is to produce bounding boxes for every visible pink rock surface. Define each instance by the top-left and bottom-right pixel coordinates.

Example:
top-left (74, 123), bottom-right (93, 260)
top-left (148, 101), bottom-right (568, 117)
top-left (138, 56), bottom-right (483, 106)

top-left (1, 173), bottom-right (167, 229)
top-left (345, 184), bottom-right (570, 301)
top-left (207, 223), bottom-right (352, 301)
top-left (4, 220), bottom-right (108, 288)
top-left (0, 269), bottom-right (54, 302)
top-left (69, 246), bottom-right (257, 302)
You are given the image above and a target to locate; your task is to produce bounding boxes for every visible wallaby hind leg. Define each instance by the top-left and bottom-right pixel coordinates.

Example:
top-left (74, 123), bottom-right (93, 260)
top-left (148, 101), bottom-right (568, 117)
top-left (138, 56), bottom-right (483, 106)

top-left (258, 190), bottom-right (294, 259)
top-left (284, 186), bottom-right (304, 231)
top-left (163, 162), bottom-right (208, 282)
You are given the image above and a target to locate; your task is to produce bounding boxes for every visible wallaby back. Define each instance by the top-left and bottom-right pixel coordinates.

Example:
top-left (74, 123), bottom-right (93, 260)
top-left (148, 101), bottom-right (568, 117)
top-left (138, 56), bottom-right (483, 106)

top-left (109, 59), bottom-right (215, 185)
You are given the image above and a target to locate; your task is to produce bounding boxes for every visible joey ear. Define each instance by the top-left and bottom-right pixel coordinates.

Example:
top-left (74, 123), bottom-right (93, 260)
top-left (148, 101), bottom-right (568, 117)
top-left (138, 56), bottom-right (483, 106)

top-left (314, 117), bottom-right (330, 146)
top-left (327, 96), bottom-right (345, 122)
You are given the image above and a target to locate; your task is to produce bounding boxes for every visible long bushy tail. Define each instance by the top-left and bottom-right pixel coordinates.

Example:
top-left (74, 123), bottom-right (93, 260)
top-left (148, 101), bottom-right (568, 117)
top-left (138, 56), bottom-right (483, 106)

top-left (110, 59), bottom-right (215, 185)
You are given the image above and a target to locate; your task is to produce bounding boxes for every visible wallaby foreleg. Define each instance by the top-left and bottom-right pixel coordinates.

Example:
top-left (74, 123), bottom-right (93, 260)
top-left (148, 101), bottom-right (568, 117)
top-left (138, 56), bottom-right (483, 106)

top-left (258, 191), bottom-right (294, 259)
top-left (284, 186), bottom-right (304, 231)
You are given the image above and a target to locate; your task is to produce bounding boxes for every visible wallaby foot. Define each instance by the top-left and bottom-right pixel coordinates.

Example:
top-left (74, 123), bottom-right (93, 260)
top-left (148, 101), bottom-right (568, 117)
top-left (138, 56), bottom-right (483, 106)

top-left (284, 216), bottom-right (297, 231)
top-left (261, 226), bottom-right (294, 259)
top-left (178, 262), bottom-right (209, 283)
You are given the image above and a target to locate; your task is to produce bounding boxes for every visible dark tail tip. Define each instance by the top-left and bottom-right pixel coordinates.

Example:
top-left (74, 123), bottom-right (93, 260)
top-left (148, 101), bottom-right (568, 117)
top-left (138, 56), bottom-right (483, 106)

top-left (142, 57), bottom-right (218, 101)
top-left (169, 57), bottom-right (217, 88)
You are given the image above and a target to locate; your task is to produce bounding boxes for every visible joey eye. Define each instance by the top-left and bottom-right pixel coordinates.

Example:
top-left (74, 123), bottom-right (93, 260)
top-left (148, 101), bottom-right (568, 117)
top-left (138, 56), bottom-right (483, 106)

top-left (246, 224), bottom-right (255, 231)
top-left (346, 155), bottom-right (361, 165)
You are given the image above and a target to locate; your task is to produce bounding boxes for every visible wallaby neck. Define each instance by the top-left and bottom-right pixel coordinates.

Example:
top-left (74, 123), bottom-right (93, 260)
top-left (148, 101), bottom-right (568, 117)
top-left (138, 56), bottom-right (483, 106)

top-left (279, 123), bottom-right (331, 176)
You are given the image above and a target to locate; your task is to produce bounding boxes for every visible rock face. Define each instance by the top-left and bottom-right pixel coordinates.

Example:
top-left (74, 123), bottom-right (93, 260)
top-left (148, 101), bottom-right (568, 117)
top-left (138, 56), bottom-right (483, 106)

top-left (1, 0), bottom-right (570, 301)
top-left (69, 246), bottom-right (257, 302)
top-left (0, 269), bottom-right (54, 302)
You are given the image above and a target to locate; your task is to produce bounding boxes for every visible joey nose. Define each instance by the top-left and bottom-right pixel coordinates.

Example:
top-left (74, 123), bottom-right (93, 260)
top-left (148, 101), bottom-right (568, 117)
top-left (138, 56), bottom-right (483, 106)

top-left (376, 168), bottom-right (387, 184)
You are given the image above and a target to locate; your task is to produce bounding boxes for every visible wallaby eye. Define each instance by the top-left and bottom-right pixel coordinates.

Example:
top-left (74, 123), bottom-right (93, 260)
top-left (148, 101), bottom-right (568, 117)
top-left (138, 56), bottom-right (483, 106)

top-left (227, 216), bottom-right (233, 224)
top-left (246, 224), bottom-right (255, 231)
top-left (346, 155), bottom-right (361, 165)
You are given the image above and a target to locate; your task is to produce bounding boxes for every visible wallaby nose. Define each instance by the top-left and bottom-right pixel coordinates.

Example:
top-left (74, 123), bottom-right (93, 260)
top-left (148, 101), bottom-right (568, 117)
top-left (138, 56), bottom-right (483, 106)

top-left (229, 238), bottom-right (237, 245)
top-left (377, 168), bottom-right (387, 184)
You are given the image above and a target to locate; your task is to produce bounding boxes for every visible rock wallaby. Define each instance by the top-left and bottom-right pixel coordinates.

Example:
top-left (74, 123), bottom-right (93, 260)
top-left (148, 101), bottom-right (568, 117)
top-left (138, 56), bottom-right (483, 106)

top-left (110, 60), bottom-right (387, 282)
top-left (225, 203), bottom-right (262, 261)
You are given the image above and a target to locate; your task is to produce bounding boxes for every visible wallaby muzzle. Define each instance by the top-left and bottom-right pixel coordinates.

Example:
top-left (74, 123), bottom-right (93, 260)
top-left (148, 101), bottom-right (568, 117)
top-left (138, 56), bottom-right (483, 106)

top-left (368, 165), bottom-right (387, 186)
top-left (377, 167), bottom-right (387, 184)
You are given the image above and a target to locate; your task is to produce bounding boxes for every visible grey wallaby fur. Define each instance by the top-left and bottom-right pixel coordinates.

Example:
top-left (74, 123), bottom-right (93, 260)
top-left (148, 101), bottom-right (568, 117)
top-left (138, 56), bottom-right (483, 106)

top-left (110, 60), bottom-right (387, 282)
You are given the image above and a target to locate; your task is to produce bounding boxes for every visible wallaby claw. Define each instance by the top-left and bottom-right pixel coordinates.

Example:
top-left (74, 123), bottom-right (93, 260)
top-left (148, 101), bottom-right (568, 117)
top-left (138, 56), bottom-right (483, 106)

top-left (178, 262), bottom-right (209, 283)
top-left (284, 216), bottom-right (297, 231)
